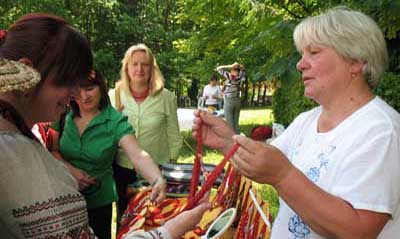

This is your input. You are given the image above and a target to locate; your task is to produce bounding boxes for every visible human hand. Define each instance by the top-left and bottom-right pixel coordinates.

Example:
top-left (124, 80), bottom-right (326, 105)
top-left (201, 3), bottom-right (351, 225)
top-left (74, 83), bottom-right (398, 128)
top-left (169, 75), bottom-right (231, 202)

top-left (150, 177), bottom-right (166, 204)
top-left (69, 166), bottom-right (96, 191)
top-left (230, 135), bottom-right (293, 186)
top-left (164, 193), bottom-right (211, 238)
top-left (192, 110), bottom-right (235, 154)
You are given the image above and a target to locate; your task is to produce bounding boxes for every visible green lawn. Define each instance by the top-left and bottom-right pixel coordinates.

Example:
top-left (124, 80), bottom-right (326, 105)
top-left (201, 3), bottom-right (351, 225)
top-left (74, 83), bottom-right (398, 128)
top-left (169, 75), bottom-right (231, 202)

top-left (178, 107), bottom-right (279, 220)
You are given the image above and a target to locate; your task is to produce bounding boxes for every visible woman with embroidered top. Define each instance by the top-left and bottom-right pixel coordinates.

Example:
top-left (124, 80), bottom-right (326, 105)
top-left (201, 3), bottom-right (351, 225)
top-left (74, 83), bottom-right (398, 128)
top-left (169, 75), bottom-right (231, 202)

top-left (111, 43), bottom-right (182, 221)
top-left (216, 62), bottom-right (246, 133)
top-left (51, 70), bottom-right (166, 239)
top-left (193, 7), bottom-right (400, 238)
top-left (0, 13), bottom-right (212, 239)
top-left (0, 13), bottom-right (96, 238)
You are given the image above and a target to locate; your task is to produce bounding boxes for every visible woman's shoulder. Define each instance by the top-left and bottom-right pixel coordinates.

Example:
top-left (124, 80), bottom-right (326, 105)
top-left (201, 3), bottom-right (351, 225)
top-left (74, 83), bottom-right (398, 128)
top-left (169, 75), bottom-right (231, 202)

top-left (371, 97), bottom-right (400, 118)
top-left (275, 107), bottom-right (320, 135)
top-left (156, 88), bottom-right (177, 99)
top-left (363, 97), bottom-right (400, 132)
top-left (160, 88), bottom-right (173, 95)
top-left (103, 104), bottom-right (129, 123)
top-left (0, 132), bottom-right (39, 151)
top-left (0, 132), bottom-right (70, 178)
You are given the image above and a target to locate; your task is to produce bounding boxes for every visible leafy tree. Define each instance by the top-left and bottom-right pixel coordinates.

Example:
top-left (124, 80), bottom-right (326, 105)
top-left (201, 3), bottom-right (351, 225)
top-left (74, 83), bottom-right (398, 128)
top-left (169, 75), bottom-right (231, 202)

top-left (0, 0), bottom-right (398, 113)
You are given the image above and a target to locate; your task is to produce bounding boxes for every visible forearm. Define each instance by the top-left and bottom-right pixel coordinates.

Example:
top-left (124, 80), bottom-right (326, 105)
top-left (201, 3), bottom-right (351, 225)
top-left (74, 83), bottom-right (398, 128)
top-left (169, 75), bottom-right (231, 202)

top-left (120, 134), bottom-right (162, 184)
top-left (216, 64), bottom-right (233, 71)
top-left (122, 227), bottom-right (172, 239)
top-left (132, 151), bottom-right (162, 185)
top-left (275, 169), bottom-right (387, 238)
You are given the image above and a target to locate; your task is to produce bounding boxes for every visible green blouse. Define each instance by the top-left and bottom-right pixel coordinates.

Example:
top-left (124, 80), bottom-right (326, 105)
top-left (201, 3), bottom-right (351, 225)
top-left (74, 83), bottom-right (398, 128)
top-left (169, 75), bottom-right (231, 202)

top-left (53, 104), bottom-right (134, 209)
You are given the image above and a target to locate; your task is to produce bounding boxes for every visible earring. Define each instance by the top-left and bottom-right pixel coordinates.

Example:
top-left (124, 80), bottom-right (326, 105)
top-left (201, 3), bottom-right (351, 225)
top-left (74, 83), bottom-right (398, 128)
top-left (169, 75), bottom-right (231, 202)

top-left (351, 73), bottom-right (356, 78)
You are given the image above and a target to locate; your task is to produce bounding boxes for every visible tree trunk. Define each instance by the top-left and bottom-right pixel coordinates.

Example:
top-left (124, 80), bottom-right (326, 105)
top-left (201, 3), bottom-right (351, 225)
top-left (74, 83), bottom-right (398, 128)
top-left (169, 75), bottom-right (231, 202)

top-left (256, 82), bottom-right (262, 105)
top-left (242, 77), bottom-right (249, 106)
top-left (251, 82), bottom-right (256, 106)
top-left (262, 82), bottom-right (267, 105)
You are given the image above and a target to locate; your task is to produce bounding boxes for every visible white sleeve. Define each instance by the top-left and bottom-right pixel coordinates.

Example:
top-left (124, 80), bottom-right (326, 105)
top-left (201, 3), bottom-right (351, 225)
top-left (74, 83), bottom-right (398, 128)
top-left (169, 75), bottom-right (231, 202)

top-left (331, 124), bottom-right (400, 217)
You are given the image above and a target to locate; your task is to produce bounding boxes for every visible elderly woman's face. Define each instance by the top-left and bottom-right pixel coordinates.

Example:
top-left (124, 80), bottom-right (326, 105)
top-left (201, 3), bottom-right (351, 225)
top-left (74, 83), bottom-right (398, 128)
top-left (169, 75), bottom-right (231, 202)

top-left (296, 44), bottom-right (353, 102)
top-left (127, 50), bottom-right (152, 86)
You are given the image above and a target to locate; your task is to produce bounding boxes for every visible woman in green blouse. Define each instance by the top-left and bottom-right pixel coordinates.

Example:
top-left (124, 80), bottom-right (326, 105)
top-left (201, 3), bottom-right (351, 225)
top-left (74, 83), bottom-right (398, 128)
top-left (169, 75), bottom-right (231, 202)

top-left (112, 43), bottom-right (183, 223)
top-left (52, 70), bottom-right (165, 239)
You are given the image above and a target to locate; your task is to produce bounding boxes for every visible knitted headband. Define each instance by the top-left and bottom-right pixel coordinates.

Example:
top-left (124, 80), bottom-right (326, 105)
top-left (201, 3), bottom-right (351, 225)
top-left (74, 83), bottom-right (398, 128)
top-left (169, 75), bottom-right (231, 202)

top-left (0, 58), bottom-right (41, 93)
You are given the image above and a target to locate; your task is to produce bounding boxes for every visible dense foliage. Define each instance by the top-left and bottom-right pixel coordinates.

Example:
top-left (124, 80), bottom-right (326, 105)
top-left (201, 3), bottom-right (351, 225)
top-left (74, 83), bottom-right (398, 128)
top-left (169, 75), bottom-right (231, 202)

top-left (0, 0), bottom-right (399, 124)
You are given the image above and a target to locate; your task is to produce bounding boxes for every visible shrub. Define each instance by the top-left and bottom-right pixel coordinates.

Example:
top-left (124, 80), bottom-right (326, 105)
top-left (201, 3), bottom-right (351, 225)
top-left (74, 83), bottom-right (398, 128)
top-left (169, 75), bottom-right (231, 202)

top-left (273, 72), bottom-right (400, 127)
top-left (374, 72), bottom-right (400, 112)
top-left (272, 79), bottom-right (316, 127)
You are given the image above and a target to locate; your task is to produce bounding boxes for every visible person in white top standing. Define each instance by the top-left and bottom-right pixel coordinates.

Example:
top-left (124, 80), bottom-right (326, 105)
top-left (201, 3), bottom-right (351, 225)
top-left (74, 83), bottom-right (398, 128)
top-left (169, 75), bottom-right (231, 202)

top-left (192, 6), bottom-right (400, 239)
top-left (203, 74), bottom-right (222, 110)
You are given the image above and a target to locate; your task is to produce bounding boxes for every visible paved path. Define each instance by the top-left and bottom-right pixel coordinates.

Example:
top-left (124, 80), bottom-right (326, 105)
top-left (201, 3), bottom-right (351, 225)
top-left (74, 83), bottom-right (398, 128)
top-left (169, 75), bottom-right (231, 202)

top-left (177, 108), bottom-right (195, 131)
top-left (178, 108), bottom-right (224, 131)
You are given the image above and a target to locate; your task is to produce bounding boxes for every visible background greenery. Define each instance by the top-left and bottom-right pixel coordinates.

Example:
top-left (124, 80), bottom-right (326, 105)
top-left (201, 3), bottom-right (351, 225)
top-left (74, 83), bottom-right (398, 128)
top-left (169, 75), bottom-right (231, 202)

top-left (1, 0), bottom-right (399, 125)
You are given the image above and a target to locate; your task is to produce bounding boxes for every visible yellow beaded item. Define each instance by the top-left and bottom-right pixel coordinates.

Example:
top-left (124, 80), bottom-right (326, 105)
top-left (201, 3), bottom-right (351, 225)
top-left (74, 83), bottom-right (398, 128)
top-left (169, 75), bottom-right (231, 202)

top-left (0, 58), bottom-right (41, 93)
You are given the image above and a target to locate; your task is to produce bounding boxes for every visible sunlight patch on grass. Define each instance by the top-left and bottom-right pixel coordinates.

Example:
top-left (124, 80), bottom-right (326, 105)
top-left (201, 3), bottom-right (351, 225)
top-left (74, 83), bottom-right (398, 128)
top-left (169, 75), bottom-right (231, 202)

top-left (239, 108), bottom-right (274, 125)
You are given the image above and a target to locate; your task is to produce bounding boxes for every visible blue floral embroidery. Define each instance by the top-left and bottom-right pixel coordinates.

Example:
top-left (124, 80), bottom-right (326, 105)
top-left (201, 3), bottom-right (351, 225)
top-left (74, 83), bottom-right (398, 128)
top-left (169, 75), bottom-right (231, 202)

top-left (288, 215), bottom-right (311, 238)
top-left (307, 167), bottom-right (320, 182)
top-left (288, 145), bottom-right (336, 238)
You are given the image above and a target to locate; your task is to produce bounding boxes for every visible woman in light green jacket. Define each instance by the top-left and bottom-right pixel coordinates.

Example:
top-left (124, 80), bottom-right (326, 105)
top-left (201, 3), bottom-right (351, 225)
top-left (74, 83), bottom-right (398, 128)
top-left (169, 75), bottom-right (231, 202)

top-left (112, 43), bottom-right (182, 223)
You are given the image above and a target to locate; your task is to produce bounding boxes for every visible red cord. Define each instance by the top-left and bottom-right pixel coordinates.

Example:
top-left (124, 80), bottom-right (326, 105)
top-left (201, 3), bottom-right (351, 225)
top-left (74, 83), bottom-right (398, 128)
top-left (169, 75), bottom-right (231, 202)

top-left (185, 142), bottom-right (239, 211)
top-left (188, 127), bottom-right (203, 200)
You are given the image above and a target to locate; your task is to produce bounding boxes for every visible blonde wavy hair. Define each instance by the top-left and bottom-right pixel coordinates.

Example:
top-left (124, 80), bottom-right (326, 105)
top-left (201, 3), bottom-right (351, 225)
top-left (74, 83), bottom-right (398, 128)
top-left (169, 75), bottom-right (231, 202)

top-left (119, 43), bottom-right (164, 96)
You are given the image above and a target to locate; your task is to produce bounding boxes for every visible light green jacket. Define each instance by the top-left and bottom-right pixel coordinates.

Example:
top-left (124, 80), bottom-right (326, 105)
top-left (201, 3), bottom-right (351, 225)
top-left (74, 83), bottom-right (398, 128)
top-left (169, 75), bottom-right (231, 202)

top-left (111, 88), bottom-right (182, 168)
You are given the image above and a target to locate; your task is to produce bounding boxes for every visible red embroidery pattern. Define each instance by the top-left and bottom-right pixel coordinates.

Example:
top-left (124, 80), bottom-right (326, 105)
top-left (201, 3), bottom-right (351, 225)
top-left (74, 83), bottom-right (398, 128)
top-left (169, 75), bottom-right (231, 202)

top-left (12, 193), bottom-right (95, 239)
top-left (13, 194), bottom-right (84, 217)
